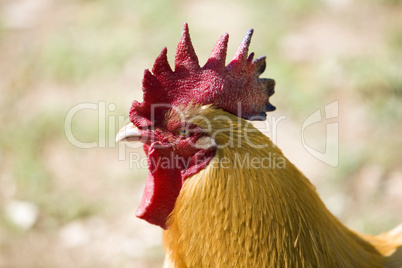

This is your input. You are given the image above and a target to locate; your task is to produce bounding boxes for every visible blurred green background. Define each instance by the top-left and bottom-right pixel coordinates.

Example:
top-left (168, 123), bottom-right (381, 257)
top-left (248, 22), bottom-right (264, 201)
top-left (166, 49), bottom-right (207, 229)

top-left (0, 0), bottom-right (401, 267)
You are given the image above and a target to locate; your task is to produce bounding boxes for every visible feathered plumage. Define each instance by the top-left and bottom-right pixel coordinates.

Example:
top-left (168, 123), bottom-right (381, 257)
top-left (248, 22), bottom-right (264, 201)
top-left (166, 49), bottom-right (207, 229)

top-left (162, 105), bottom-right (402, 267)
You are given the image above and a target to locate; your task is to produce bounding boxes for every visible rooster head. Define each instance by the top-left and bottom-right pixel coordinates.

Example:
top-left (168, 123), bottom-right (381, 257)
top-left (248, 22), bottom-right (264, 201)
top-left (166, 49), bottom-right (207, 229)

top-left (117, 24), bottom-right (276, 229)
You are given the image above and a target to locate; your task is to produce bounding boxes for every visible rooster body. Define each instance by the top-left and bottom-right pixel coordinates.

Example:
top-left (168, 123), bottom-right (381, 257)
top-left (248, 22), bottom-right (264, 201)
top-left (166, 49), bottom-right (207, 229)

top-left (117, 24), bottom-right (402, 267)
top-left (161, 105), bottom-right (402, 268)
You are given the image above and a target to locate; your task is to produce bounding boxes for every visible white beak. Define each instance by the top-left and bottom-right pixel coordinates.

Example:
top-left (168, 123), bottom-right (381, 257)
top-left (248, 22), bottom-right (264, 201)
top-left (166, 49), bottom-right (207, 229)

top-left (116, 123), bottom-right (142, 142)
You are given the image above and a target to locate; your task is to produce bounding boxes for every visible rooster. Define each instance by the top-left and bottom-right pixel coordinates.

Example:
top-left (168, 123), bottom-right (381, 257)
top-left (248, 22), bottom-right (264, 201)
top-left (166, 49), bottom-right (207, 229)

top-left (117, 24), bottom-right (402, 267)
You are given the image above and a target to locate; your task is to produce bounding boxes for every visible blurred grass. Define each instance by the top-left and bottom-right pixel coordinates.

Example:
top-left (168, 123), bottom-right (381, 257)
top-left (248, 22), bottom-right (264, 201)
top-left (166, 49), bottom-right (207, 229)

top-left (0, 0), bottom-right (402, 267)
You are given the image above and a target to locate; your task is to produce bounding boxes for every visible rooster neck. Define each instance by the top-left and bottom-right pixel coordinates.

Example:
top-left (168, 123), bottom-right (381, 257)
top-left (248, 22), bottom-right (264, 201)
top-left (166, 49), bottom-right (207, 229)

top-left (162, 108), bottom-right (384, 267)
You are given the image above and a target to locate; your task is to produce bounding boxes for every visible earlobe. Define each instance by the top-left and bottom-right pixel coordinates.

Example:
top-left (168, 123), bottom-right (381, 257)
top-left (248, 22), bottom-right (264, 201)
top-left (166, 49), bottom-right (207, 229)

top-left (194, 136), bottom-right (217, 150)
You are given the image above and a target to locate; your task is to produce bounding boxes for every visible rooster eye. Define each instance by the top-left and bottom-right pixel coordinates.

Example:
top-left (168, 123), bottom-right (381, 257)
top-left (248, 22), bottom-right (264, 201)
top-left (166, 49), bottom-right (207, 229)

top-left (179, 128), bottom-right (189, 136)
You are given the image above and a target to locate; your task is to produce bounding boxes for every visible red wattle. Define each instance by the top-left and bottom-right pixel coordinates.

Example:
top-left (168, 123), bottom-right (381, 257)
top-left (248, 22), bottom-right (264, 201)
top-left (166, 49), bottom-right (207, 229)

top-left (136, 143), bottom-right (182, 229)
top-left (136, 141), bottom-right (216, 229)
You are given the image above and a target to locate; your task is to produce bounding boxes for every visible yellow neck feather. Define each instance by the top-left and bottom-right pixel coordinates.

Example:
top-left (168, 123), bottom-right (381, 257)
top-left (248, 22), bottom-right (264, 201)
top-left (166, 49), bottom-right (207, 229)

top-left (163, 106), bottom-right (383, 267)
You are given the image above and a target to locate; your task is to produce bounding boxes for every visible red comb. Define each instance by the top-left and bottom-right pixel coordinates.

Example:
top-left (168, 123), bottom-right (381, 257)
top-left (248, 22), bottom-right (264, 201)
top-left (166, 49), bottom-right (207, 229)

top-left (129, 23), bottom-right (275, 127)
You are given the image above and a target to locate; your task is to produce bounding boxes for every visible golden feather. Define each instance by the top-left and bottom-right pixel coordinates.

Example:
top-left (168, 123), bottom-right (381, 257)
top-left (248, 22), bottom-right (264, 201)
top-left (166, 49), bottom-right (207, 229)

top-left (162, 105), bottom-right (401, 268)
